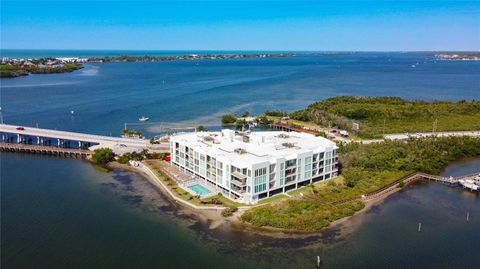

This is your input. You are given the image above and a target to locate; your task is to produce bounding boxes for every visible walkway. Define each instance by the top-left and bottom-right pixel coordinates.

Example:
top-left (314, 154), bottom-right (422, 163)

top-left (136, 161), bottom-right (227, 211)
top-left (333, 171), bottom-right (479, 205)
top-left (384, 131), bottom-right (480, 140)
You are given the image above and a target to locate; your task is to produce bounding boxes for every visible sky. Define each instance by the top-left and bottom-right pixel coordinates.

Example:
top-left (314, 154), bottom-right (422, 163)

top-left (1, 0), bottom-right (479, 51)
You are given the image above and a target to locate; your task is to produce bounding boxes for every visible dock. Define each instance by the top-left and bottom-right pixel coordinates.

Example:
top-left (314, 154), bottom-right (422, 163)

top-left (0, 143), bottom-right (91, 158)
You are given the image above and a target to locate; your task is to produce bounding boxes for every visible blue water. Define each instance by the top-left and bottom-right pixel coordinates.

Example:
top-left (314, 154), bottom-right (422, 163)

top-left (2, 52), bottom-right (479, 138)
top-left (0, 49), bottom-right (312, 59)
top-left (188, 184), bottom-right (211, 196)
top-left (2, 52), bottom-right (480, 269)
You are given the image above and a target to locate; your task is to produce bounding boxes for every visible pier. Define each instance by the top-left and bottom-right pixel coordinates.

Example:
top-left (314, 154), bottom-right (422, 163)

top-left (364, 172), bottom-right (479, 201)
top-left (334, 171), bottom-right (479, 206)
top-left (0, 143), bottom-right (91, 158)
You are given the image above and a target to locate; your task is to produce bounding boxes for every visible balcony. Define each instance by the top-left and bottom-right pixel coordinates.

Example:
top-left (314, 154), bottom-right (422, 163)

top-left (230, 184), bottom-right (246, 193)
top-left (231, 178), bottom-right (246, 186)
top-left (285, 163), bottom-right (296, 169)
top-left (232, 171), bottom-right (247, 180)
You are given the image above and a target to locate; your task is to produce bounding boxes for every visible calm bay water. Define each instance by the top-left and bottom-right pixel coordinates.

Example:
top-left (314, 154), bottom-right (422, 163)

top-left (1, 52), bottom-right (480, 268)
top-left (2, 52), bottom-right (480, 136)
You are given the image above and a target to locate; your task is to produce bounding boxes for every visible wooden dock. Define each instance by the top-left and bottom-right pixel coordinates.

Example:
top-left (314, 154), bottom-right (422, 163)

top-left (334, 171), bottom-right (479, 206)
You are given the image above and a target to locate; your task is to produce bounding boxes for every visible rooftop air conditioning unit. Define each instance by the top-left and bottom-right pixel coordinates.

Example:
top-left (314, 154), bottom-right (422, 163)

top-left (282, 142), bottom-right (296, 148)
top-left (234, 148), bottom-right (247, 154)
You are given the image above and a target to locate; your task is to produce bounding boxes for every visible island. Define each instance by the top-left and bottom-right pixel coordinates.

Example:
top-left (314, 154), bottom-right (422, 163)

top-left (0, 57), bottom-right (83, 78)
top-left (435, 52), bottom-right (480, 61)
top-left (0, 52), bottom-right (352, 78)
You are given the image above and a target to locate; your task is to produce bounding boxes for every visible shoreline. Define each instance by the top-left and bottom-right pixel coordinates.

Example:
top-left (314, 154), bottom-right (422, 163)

top-left (117, 158), bottom-right (477, 238)
top-left (227, 185), bottom-right (405, 238)
top-left (108, 159), bottom-right (407, 238)
top-left (105, 161), bottom-right (229, 228)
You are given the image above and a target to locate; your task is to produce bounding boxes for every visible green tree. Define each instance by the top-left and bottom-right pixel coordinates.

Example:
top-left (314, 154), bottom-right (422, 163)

top-left (241, 111), bottom-right (250, 117)
top-left (235, 119), bottom-right (248, 130)
top-left (256, 115), bottom-right (273, 125)
top-left (221, 114), bottom-right (237, 124)
top-left (196, 125), bottom-right (207, 131)
top-left (264, 110), bottom-right (288, 117)
top-left (91, 148), bottom-right (114, 164)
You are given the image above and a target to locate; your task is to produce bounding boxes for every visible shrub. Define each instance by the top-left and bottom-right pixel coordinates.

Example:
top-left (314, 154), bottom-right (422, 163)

top-left (255, 115), bottom-right (273, 125)
top-left (264, 110), bottom-right (288, 117)
top-left (241, 111), bottom-right (250, 117)
top-left (221, 114), bottom-right (237, 124)
top-left (91, 148), bottom-right (114, 164)
top-left (222, 207), bottom-right (238, 217)
top-left (196, 125), bottom-right (207, 131)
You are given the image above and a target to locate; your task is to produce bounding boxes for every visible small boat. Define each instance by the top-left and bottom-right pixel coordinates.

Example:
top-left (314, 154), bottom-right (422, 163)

top-left (139, 116), bottom-right (149, 122)
top-left (474, 174), bottom-right (480, 185)
top-left (459, 179), bottom-right (479, 191)
top-left (70, 110), bottom-right (75, 115)
top-left (411, 64), bottom-right (416, 68)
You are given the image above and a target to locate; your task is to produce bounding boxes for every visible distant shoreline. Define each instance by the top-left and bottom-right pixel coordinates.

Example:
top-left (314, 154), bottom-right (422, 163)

top-left (1, 52), bottom-right (352, 78)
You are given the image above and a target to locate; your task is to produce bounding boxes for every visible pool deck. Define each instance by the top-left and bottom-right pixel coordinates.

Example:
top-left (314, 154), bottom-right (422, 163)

top-left (154, 161), bottom-right (218, 198)
top-left (182, 181), bottom-right (217, 198)
top-left (137, 161), bottom-right (228, 211)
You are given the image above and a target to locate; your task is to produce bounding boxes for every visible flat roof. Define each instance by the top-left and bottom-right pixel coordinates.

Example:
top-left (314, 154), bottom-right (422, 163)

top-left (172, 130), bottom-right (337, 168)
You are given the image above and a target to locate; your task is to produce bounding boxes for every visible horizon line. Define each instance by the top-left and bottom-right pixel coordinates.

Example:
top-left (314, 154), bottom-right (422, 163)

top-left (1, 48), bottom-right (479, 53)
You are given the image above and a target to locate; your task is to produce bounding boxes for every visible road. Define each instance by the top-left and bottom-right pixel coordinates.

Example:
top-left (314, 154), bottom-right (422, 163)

top-left (0, 123), bottom-right (169, 153)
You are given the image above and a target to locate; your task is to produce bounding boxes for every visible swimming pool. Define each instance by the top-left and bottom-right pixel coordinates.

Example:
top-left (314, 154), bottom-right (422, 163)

top-left (188, 184), bottom-right (211, 197)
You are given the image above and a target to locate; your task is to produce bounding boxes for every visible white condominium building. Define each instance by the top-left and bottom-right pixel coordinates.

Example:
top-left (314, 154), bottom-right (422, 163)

top-left (170, 129), bottom-right (338, 204)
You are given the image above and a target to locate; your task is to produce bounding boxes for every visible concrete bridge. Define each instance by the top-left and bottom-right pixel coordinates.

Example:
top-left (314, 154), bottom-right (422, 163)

top-left (0, 143), bottom-right (91, 158)
top-left (0, 123), bottom-right (169, 154)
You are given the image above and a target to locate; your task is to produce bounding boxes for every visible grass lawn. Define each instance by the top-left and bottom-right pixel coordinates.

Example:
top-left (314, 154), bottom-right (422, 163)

top-left (258, 193), bottom-right (288, 204)
top-left (287, 176), bottom-right (344, 196)
top-left (201, 194), bottom-right (247, 208)
top-left (144, 161), bottom-right (203, 205)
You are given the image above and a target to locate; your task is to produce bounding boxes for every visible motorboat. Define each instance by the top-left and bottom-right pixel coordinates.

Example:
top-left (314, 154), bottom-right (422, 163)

top-left (139, 116), bottom-right (149, 122)
top-left (459, 179), bottom-right (479, 191)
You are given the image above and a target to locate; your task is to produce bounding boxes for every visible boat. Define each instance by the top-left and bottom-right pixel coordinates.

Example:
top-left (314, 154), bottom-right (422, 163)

top-left (411, 64), bottom-right (416, 68)
top-left (139, 116), bottom-right (149, 122)
top-left (459, 179), bottom-right (479, 191)
top-left (474, 174), bottom-right (480, 185)
top-left (70, 110), bottom-right (75, 115)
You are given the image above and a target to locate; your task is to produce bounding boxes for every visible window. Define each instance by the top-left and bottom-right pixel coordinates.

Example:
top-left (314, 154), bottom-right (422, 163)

top-left (285, 159), bottom-right (296, 168)
top-left (254, 168), bottom-right (267, 177)
top-left (269, 164), bottom-right (276, 173)
top-left (254, 167), bottom-right (268, 193)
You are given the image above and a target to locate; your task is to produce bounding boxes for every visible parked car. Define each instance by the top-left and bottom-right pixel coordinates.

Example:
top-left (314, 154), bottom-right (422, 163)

top-left (16, 127), bottom-right (25, 131)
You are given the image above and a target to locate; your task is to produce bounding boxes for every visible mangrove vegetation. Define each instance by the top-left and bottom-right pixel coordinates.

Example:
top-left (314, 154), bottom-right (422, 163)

top-left (289, 96), bottom-right (480, 138)
top-left (241, 136), bottom-right (480, 231)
